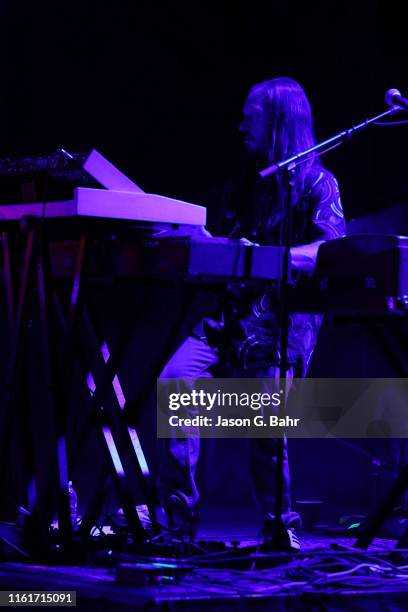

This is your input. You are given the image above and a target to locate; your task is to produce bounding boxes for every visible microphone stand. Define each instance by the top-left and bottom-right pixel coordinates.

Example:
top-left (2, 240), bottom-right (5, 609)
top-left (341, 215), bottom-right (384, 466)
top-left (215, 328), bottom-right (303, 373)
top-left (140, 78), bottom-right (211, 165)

top-left (259, 106), bottom-right (399, 179)
top-left (259, 104), bottom-right (399, 552)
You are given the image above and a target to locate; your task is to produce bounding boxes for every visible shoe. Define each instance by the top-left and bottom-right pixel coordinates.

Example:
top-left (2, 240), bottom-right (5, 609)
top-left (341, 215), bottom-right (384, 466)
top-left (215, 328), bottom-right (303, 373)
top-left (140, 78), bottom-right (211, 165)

top-left (261, 517), bottom-right (301, 552)
top-left (285, 527), bottom-right (301, 551)
top-left (111, 505), bottom-right (154, 536)
top-left (260, 510), bottom-right (302, 527)
top-left (164, 494), bottom-right (199, 541)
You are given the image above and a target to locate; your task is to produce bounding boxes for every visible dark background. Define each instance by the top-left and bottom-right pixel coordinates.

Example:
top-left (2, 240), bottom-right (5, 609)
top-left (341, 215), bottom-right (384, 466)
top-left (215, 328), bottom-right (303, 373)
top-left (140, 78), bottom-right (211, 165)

top-left (2, 0), bottom-right (407, 220)
top-left (1, 0), bottom-right (407, 525)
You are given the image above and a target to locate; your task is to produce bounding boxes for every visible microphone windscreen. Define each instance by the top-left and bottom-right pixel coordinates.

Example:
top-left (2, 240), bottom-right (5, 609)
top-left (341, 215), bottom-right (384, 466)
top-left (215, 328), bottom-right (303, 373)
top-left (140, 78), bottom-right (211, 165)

top-left (385, 88), bottom-right (401, 106)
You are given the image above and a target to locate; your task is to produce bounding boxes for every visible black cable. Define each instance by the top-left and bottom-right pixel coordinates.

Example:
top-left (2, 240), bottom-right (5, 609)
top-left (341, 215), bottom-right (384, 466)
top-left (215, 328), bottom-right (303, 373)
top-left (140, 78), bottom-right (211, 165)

top-left (372, 119), bottom-right (408, 126)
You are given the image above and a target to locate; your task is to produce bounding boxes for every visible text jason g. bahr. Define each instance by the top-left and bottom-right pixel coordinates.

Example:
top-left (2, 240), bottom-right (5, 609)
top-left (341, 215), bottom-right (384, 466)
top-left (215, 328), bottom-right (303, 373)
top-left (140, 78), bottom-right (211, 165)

top-left (168, 414), bottom-right (300, 428)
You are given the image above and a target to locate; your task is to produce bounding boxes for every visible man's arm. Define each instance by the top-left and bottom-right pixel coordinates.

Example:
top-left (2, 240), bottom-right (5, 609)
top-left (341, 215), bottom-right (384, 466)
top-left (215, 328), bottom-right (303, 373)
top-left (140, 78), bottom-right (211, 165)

top-left (290, 240), bottom-right (325, 273)
top-left (290, 169), bottom-right (346, 273)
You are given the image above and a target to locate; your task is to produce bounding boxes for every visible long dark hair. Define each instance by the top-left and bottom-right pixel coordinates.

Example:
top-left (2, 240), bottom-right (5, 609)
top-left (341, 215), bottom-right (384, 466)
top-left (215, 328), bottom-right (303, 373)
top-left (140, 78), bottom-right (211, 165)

top-left (247, 77), bottom-right (318, 169)
top-left (228, 78), bottom-right (321, 241)
top-left (248, 78), bottom-right (321, 240)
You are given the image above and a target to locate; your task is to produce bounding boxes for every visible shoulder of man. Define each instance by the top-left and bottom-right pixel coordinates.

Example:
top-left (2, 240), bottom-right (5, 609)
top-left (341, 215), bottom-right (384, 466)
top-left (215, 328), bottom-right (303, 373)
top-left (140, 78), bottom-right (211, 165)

top-left (303, 165), bottom-right (339, 198)
top-left (304, 165), bottom-right (346, 240)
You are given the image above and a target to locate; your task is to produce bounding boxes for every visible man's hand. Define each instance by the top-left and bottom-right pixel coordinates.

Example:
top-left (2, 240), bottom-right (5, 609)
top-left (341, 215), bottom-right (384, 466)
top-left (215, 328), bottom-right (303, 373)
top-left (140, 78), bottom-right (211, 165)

top-left (237, 237), bottom-right (260, 246)
top-left (198, 226), bottom-right (213, 238)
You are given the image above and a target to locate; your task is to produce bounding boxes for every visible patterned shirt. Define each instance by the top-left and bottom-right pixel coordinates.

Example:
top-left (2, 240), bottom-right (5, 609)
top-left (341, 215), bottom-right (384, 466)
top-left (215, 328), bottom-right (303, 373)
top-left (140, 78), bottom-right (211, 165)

top-left (194, 165), bottom-right (346, 376)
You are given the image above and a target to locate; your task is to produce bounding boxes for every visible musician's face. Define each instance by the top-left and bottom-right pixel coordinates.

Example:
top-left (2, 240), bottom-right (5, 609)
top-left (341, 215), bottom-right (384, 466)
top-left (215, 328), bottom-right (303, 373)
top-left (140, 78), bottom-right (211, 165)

top-left (240, 99), bottom-right (268, 156)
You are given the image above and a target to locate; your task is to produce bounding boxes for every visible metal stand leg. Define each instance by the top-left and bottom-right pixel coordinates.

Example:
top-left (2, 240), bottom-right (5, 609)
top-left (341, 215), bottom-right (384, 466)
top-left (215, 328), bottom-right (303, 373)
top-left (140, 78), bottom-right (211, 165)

top-left (0, 223), bottom-right (73, 552)
top-left (78, 307), bottom-right (165, 541)
top-left (51, 285), bottom-right (164, 544)
top-left (352, 322), bottom-right (408, 549)
top-left (0, 229), bottom-right (35, 482)
top-left (355, 465), bottom-right (408, 549)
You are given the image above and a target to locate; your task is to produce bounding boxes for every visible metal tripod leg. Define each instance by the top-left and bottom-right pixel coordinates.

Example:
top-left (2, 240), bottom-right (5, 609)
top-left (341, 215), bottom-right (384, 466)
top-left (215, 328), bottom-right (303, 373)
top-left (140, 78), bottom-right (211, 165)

top-left (354, 464), bottom-right (408, 549)
top-left (352, 321), bottom-right (408, 549)
top-left (267, 366), bottom-right (294, 551)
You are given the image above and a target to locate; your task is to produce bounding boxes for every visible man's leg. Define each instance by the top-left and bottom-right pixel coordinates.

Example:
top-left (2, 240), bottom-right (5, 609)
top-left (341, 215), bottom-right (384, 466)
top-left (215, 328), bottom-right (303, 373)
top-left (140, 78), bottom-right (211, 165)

top-left (249, 366), bottom-right (300, 527)
top-left (158, 335), bottom-right (219, 534)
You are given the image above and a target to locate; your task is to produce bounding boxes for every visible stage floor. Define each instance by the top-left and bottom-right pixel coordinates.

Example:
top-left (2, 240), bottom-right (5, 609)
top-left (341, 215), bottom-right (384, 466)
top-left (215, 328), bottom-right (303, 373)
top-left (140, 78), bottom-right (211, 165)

top-left (1, 516), bottom-right (408, 611)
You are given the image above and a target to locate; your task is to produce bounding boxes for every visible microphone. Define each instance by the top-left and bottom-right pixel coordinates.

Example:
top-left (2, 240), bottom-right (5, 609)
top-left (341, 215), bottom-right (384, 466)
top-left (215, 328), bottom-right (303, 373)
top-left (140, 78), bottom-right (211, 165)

top-left (385, 88), bottom-right (408, 111)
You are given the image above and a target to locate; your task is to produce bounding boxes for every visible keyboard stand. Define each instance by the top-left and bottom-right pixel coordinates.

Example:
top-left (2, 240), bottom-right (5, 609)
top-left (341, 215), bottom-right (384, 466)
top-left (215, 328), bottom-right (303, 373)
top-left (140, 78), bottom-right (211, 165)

top-left (0, 218), bottom-right (164, 555)
top-left (0, 219), bottom-right (73, 552)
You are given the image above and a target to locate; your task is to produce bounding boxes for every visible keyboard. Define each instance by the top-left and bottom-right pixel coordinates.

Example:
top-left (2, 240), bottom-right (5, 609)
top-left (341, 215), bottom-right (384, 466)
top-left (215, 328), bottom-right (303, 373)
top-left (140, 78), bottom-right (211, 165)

top-left (112, 236), bottom-right (290, 282)
top-left (0, 149), bottom-right (206, 227)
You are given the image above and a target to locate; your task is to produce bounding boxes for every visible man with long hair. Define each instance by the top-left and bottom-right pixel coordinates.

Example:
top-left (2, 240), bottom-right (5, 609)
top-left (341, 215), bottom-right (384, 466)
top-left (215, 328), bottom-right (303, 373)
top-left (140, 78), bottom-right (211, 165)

top-left (158, 77), bottom-right (346, 547)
